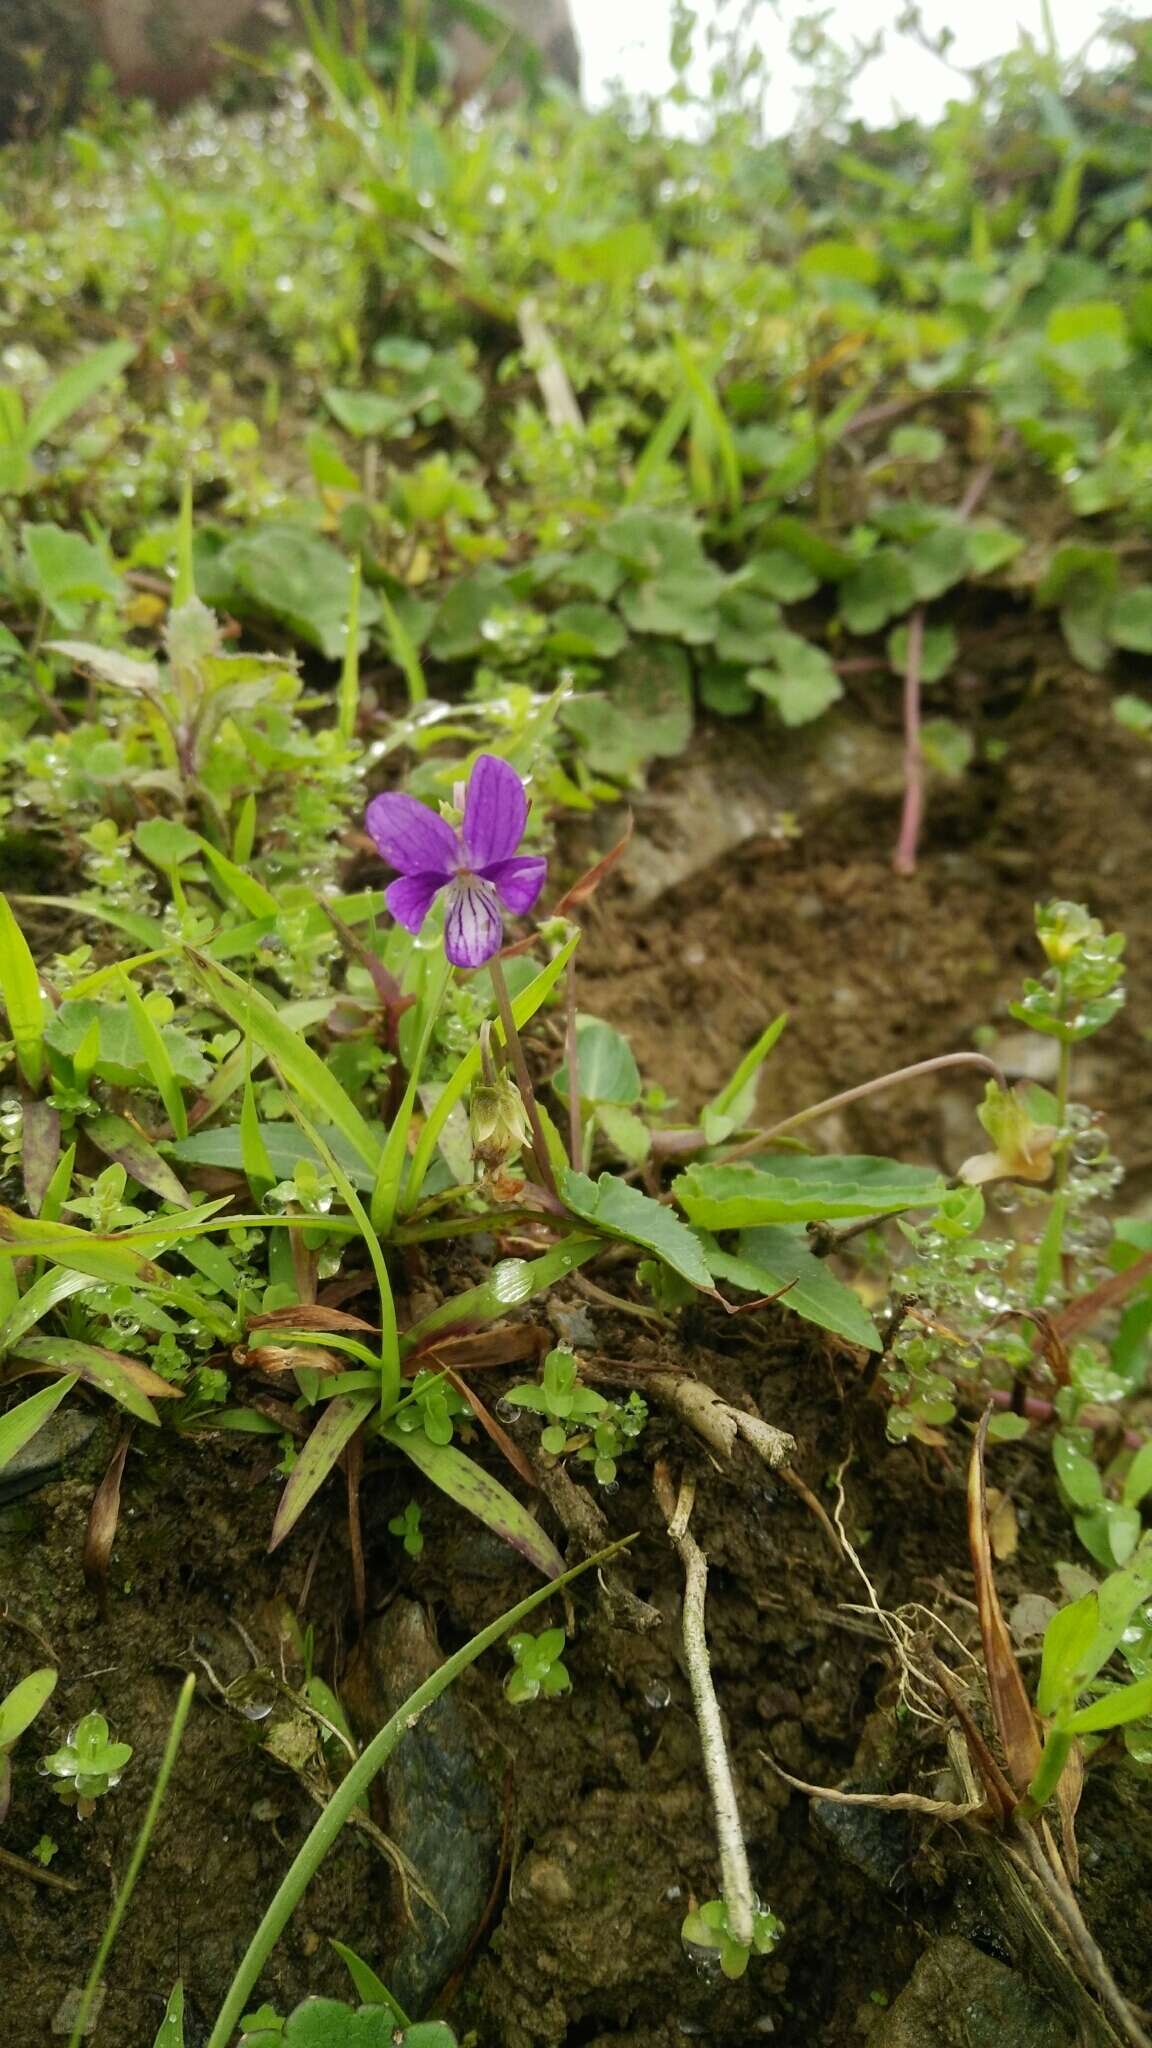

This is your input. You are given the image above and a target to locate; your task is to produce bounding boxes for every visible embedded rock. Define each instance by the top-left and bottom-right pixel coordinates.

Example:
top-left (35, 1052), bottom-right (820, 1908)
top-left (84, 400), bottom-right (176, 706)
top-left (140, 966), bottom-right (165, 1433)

top-left (871, 1937), bottom-right (1077, 2048)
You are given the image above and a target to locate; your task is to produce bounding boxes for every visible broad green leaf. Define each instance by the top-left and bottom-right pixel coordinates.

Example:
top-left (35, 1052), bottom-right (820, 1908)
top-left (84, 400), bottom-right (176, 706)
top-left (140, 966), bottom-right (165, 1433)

top-left (560, 640), bottom-right (693, 780)
top-left (169, 1120), bottom-right (381, 1192)
top-left (13, 1337), bottom-right (182, 1424)
top-left (553, 1017), bottom-right (641, 1106)
top-left (24, 340), bottom-right (135, 448)
top-left (1045, 300), bottom-right (1129, 377)
top-left (324, 388), bottom-right (413, 437)
top-left (0, 1375), bottom-right (78, 1473)
top-left (215, 526), bottom-right (380, 659)
top-left (559, 1170), bottom-right (712, 1289)
top-left (545, 603), bottom-right (627, 660)
top-left (0, 1666), bottom-right (57, 1750)
top-left (135, 819), bottom-right (203, 870)
top-left (384, 1423), bottom-right (565, 1579)
top-left (188, 953), bottom-right (380, 1169)
top-left (23, 524), bottom-right (121, 614)
top-left (1122, 1438), bottom-right (1152, 1509)
top-left (888, 622), bottom-right (957, 681)
top-left (594, 1103), bottom-right (651, 1164)
top-left (748, 634), bottom-right (842, 727)
top-left (920, 717), bottom-right (974, 778)
top-left (838, 550), bottom-right (918, 635)
top-left (0, 893), bottom-right (46, 1088)
top-left (707, 1229), bottom-right (881, 1350)
top-left (713, 587), bottom-right (782, 665)
top-left (86, 1111), bottom-right (194, 1208)
top-left (674, 1155), bottom-right (946, 1229)
top-left (402, 1239), bottom-right (600, 1354)
top-left (44, 999), bottom-right (210, 1089)
top-left (1053, 1433), bottom-right (1103, 1510)
top-left (269, 1393), bottom-right (374, 1551)
top-left (1109, 587), bottom-right (1152, 654)
top-left (1036, 1593), bottom-right (1100, 1717)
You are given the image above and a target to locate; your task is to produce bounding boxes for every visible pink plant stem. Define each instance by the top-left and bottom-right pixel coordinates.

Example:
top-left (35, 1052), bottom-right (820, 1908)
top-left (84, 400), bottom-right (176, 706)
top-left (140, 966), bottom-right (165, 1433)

top-left (983, 1386), bottom-right (1144, 1451)
top-left (893, 604), bottom-right (926, 876)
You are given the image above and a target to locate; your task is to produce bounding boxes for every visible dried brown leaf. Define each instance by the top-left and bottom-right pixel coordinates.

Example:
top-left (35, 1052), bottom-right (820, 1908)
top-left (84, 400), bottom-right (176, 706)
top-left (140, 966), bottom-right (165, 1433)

top-left (551, 815), bottom-right (634, 916)
top-left (968, 1409), bottom-right (1041, 1795)
top-left (83, 1429), bottom-right (132, 1603)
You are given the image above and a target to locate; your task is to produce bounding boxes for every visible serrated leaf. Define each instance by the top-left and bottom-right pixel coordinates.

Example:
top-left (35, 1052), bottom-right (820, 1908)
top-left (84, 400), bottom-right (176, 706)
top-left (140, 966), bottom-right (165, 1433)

top-left (674, 1155), bottom-right (946, 1229)
top-left (594, 1103), bottom-right (651, 1164)
top-left (707, 1228), bottom-right (880, 1349)
top-left (559, 1169), bottom-right (712, 1289)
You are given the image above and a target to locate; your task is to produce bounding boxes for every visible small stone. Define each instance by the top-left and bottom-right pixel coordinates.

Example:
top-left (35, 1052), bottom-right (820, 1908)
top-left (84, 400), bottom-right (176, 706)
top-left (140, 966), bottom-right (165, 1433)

top-left (871, 1937), bottom-right (1076, 2047)
top-left (52, 1987), bottom-right (105, 2037)
top-left (525, 1858), bottom-right (574, 1908)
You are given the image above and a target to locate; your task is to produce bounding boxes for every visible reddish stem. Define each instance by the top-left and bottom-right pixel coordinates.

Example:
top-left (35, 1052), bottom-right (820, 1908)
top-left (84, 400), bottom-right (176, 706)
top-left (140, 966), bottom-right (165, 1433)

top-left (893, 604), bottom-right (926, 877)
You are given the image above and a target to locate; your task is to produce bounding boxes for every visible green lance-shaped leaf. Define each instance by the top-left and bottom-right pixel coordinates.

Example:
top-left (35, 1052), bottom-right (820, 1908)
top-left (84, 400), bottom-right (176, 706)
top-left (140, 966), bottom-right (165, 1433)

top-left (0, 1375), bottom-right (79, 1473)
top-left (383, 1423), bottom-right (565, 1579)
top-left (0, 893), bottom-right (46, 1089)
top-left (269, 1393), bottom-right (375, 1552)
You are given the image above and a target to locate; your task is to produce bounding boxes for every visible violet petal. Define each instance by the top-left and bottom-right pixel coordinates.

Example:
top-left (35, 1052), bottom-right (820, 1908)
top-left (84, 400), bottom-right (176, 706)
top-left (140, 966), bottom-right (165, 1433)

top-left (443, 877), bottom-right (503, 969)
top-left (366, 791), bottom-right (457, 877)
top-left (461, 753), bottom-right (528, 869)
top-left (482, 853), bottom-right (547, 917)
top-left (385, 871), bottom-right (447, 934)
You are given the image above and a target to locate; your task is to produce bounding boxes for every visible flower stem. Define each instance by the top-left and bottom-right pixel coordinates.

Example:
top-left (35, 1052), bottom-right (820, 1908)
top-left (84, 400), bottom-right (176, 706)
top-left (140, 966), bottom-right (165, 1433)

top-left (563, 950), bottom-right (584, 1169)
top-left (489, 954), bottom-right (558, 1197)
top-left (713, 1051), bottom-right (1008, 1165)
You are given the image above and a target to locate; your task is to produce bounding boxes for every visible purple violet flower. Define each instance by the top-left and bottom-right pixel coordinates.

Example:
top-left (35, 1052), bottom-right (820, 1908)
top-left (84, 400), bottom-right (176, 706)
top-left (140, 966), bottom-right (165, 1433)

top-left (365, 753), bottom-right (547, 970)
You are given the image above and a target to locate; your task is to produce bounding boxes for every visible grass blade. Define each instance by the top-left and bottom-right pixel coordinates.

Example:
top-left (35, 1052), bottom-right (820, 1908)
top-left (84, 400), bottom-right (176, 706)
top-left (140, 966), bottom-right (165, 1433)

top-left (0, 1374), bottom-right (78, 1471)
top-left (268, 1391), bottom-right (374, 1551)
top-left (386, 1423), bottom-right (565, 1578)
top-left (187, 952), bottom-right (381, 1169)
top-left (0, 893), bottom-right (45, 1089)
top-left (119, 971), bottom-right (187, 1140)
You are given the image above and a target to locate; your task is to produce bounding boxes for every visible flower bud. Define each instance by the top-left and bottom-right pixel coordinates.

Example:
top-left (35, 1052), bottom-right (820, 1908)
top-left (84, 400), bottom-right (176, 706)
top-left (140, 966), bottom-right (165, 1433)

top-left (469, 1072), bottom-right (534, 1176)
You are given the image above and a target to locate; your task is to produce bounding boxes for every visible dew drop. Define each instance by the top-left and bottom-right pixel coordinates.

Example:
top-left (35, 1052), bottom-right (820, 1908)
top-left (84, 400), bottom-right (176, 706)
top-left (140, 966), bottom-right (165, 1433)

top-left (644, 1679), bottom-right (672, 1711)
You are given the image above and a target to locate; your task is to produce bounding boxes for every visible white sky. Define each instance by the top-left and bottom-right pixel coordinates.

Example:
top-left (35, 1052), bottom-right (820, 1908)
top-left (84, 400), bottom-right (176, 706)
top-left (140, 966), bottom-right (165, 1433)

top-left (571, 0), bottom-right (1137, 128)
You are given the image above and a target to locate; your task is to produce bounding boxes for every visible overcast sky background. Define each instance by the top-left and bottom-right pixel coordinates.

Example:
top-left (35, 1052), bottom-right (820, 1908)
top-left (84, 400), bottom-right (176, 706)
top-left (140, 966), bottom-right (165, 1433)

top-left (570, 1), bottom-right (1137, 128)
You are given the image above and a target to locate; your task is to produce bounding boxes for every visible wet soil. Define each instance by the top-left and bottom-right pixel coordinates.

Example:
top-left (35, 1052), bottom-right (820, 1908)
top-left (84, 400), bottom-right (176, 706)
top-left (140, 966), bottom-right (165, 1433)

top-left (3, 641), bottom-right (1152, 2046)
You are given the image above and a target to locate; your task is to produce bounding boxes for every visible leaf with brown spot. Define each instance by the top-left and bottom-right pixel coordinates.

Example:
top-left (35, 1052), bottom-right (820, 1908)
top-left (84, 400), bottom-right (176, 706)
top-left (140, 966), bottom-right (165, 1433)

top-left (22, 1102), bottom-right (61, 1216)
top-left (241, 1344), bottom-right (345, 1377)
top-left (986, 1487), bottom-right (1019, 1561)
top-left (968, 1408), bottom-right (1041, 1796)
top-left (247, 1304), bottom-right (377, 1335)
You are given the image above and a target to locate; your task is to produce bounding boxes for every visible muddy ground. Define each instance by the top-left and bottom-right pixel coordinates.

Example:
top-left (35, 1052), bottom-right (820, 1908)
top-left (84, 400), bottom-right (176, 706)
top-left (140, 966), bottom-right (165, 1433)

top-left (2, 633), bottom-right (1152, 2046)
